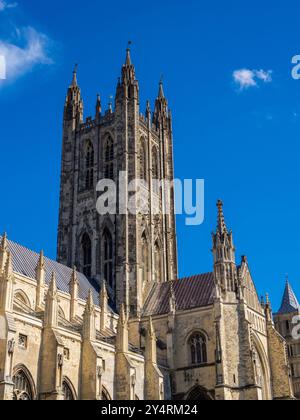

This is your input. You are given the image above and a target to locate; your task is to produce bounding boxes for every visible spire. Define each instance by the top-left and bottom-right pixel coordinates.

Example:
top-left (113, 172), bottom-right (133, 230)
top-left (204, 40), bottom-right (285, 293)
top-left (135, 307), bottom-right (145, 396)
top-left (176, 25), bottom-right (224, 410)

top-left (71, 64), bottom-right (78, 87)
top-left (44, 272), bottom-right (58, 328)
top-left (217, 200), bottom-right (227, 235)
top-left (121, 42), bottom-right (135, 85)
top-left (35, 250), bottom-right (45, 311)
top-left (82, 289), bottom-right (96, 341)
top-left (158, 79), bottom-right (165, 99)
top-left (95, 93), bottom-right (102, 118)
top-left (277, 278), bottom-right (300, 314)
top-left (153, 78), bottom-right (168, 125)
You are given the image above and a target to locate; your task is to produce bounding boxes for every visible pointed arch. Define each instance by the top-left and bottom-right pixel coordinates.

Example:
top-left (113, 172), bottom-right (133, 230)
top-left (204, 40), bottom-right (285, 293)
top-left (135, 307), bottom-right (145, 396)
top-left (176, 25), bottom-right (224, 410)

top-left (101, 385), bottom-right (112, 400)
top-left (185, 385), bottom-right (214, 401)
top-left (104, 134), bottom-right (114, 180)
top-left (85, 140), bottom-right (94, 190)
top-left (81, 233), bottom-right (92, 278)
top-left (251, 333), bottom-right (272, 400)
top-left (188, 331), bottom-right (208, 365)
top-left (140, 138), bottom-right (147, 181)
top-left (62, 377), bottom-right (76, 400)
top-left (103, 228), bottom-right (114, 289)
top-left (13, 364), bottom-right (36, 400)
top-left (14, 290), bottom-right (31, 310)
top-left (152, 146), bottom-right (160, 194)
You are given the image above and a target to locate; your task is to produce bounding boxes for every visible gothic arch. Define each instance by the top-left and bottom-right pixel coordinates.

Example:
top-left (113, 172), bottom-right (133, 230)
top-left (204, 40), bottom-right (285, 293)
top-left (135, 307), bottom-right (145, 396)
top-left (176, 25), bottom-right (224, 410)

top-left (101, 385), bottom-right (112, 400)
top-left (14, 290), bottom-right (31, 309)
top-left (62, 377), bottom-right (77, 400)
top-left (251, 333), bottom-right (272, 400)
top-left (185, 385), bottom-right (214, 401)
top-left (12, 364), bottom-right (36, 400)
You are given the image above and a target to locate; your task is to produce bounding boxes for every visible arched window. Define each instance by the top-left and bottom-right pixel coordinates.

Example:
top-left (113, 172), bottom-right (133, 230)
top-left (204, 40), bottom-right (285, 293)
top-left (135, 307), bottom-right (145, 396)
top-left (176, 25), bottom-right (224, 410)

top-left (104, 136), bottom-right (114, 180)
top-left (189, 333), bottom-right (207, 365)
top-left (103, 229), bottom-right (113, 288)
top-left (62, 379), bottom-right (75, 401)
top-left (152, 147), bottom-right (160, 194)
top-left (85, 141), bottom-right (94, 190)
top-left (154, 241), bottom-right (162, 283)
top-left (13, 368), bottom-right (34, 400)
top-left (82, 233), bottom-right (92, 278)
top-left (141, 233), bottom-right (149, 284)
top-left (140, 139), bottom-right (147, 181)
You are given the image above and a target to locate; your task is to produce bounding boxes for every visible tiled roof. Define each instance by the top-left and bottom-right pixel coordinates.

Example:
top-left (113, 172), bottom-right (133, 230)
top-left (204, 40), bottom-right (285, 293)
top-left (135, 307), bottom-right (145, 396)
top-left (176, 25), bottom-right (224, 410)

top-left (143, 273), bottom-right (215, 316)
top-left (277, 281), bottom-right (300, 314)
top-left (3, 237), bottom-right (100, 303)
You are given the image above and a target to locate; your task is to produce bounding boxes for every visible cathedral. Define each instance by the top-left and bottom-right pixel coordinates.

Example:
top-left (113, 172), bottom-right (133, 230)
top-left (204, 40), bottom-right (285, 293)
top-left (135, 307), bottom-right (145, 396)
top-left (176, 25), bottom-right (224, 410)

top-left (0, 49), bottom-right (298, 400)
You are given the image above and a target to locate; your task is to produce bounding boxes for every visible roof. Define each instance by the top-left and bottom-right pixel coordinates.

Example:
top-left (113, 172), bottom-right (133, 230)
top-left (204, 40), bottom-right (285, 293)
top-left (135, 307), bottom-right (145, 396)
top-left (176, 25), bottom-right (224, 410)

top-left (277, 281), bottom-right (300, 314)
top-left (4, 237), bottom-right (100, 304)
top-left (143, 273), bottom-right (215, 316)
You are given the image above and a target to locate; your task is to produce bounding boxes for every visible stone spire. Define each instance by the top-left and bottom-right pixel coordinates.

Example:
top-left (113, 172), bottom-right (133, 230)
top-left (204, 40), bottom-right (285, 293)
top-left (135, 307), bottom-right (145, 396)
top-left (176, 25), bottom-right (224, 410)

top-left (44, 272), bottom-right (58, 328)
top-left (69, 266), bottom-right (79, 321)
top-left (64, 64), bottom-right (83, 123)
top-left (212, 200), bottom-right (236, 294)
top-left (82, 290), bottom-right (96, 341)
top-left (35, 250), bottom-right (45, 311)
top-left (0, 233), bottom-right (8, 273)
top-left (121, 43), bottom-right (135, 85)
top-left (277, 278), bottom-right (300, 314)
top-left (217, 200), bottom-right (227, 235)
top-left (99, 281), bottom-right (108, 332)
top-left (153, 79), bottom-right (168, 125)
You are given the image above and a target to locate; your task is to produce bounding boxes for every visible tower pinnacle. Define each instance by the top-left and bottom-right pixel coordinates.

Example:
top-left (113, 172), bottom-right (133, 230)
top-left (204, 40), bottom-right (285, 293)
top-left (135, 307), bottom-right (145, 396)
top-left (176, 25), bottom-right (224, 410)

top-left (217, 200), bottom-right (228, 235)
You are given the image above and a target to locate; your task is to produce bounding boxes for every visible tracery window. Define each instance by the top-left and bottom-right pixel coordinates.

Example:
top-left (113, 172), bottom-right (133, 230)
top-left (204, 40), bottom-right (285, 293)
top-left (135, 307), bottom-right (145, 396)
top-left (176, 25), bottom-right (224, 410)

top-left (103, 229), bottom-right (113, 288)
top-left (82, 233), bottom-right (92, 278)
top-left (13, 369), bottom-right (34, 400)
top-left (104, 136), bottom-right (114, 180)
top-left (85, 141), bottom-right (94, 190)
top-left (62, 380), bottom-right (75, 401)
top-left (189, 333), bottom-right (207, 365)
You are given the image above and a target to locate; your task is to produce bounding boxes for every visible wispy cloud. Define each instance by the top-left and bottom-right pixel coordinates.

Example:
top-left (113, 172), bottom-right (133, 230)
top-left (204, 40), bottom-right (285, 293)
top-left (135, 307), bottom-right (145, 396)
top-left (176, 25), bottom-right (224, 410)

top-left (0, 27), bottom-right (53, 82)
top-left (233, 68), bottom-right (272, 90)
top-left (0, 0), bottom-right (18, 12)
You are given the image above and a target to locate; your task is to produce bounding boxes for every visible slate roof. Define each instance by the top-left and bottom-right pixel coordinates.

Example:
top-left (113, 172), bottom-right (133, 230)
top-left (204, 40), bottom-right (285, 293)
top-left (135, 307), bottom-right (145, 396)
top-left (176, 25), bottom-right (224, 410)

top-left (277, 281), bottom-right (300, 314)
top-left (3, 237), bottom-right (100, 303)
top-left (143, 273), bottom-right (215, 316)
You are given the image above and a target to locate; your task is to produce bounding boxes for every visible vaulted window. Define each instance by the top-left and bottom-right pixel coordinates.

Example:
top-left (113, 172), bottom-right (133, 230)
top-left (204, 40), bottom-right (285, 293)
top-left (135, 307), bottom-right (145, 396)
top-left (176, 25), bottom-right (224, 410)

top-left (62, 379), bottom-right (75, 401)
top-left (85, 141), bottom-right (94, 190)
top-left (13, 369), bottom-right (34, 400)
top-left (82, 233), bottom-right (92, 278)
top-left (152, 147), bottom-right (160, 194)
top-left (189, 333), bottom-right (207, 365)
top-left (104, 136), bottom-right (114, 180)
top-left (103, 229), bottom-right (113, 288)
top-left (140, 139), bottom-right (147, 182)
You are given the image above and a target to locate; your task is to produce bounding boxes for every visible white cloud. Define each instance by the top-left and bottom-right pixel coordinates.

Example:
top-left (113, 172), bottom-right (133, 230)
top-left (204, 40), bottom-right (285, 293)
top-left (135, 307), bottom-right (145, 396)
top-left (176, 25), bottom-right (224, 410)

top-left (233, 68), bottom-right (272, 90)
top-left (0, 1), bottom-right (18, 12)
top-left (0, 27), bottom-right (53, 81)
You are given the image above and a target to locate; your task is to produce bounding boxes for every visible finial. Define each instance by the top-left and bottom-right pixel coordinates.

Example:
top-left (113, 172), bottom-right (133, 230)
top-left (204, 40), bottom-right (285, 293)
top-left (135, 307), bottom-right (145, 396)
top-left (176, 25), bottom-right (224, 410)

top-left (0, 232), bottom-right (8, 251)
top-left (125, 41), bottom-right (132, 65)
top-left (217, 199), bottom-right (227, 235)
top-left (71, 64), bottom-right (78, 86)
top-left (49, 272), bottom-right (57, 296)
top-left (37, 250), bottom-right (45, 270)
top-left (285, 273), bottom-right (289, 285)
top-left (158, 76), bottom-right (165, 98)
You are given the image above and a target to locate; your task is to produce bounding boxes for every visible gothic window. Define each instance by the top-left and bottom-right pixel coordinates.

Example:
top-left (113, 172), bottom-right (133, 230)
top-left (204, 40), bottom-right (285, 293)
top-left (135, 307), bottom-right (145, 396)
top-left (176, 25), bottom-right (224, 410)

top-left (13, 368), bottom-right (34, 400)
top-left (154, 241), bottom-right (162, 283)
top-left (104, 136), bottom-right (114, 180)
top-left (82, 233), bottom-right (92, 278)
top-left (189, 333), bottom-right (207, 365)
top-left (85, 141), bottom-right (94, 190)
top-left (140, 139), bottom-right (147, 182)
top-left (62, 379), bottom-right (75, 401)
top-left (103, 229), bottom-right (113, 288)
top-left (152, 147), bottom-right (160, 194)
top-left (141, 233), bottom-right (149, 284)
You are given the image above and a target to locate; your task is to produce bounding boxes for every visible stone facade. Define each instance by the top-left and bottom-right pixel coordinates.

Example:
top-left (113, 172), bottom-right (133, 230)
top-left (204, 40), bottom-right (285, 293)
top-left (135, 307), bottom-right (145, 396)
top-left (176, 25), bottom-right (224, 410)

top-left (0, 50), bottom-right (295, 400)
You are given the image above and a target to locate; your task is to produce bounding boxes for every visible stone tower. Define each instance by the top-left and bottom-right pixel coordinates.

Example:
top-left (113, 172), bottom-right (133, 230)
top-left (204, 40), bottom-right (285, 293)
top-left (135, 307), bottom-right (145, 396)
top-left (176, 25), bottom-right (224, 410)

top-left (57, 49), bottom-right (178, 315)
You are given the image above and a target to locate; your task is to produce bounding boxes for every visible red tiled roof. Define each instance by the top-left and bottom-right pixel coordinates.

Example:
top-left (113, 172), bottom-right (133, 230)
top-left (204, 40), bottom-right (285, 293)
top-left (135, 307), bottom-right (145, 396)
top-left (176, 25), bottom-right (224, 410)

top-left (143, 273), bottom-right (215, 316)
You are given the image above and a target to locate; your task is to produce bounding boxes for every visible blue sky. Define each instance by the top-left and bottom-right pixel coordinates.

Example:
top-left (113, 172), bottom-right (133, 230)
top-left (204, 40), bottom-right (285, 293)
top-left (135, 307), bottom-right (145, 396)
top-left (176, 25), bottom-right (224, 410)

top-left (0, 0), bottom-right (300, 310)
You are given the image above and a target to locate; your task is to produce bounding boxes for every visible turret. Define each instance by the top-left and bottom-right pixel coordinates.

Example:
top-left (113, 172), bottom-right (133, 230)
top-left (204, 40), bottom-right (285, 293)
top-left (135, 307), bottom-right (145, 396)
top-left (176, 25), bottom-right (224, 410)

top-left (64, 65), bottom-right (83, 125)
top-left (212, 200), bottom-right (237, 295)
